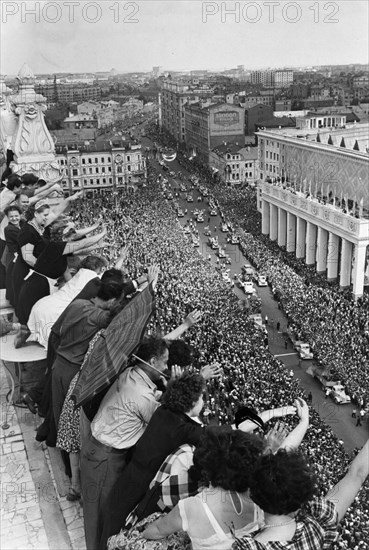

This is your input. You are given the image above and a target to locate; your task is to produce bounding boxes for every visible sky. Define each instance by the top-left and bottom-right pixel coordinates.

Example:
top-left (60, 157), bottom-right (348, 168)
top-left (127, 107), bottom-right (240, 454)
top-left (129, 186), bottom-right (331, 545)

top-left (1, 0), bottom-right (368, 75)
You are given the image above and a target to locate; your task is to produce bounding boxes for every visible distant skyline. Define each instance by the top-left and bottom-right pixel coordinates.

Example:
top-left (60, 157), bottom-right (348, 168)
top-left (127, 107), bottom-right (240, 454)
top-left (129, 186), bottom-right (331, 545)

top-left (1, 1), bottom-right (368, 76)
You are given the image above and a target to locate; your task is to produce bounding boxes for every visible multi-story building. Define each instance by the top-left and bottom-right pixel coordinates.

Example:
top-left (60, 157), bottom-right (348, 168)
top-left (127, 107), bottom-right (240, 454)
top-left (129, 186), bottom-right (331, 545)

top-left (35, 83), bottom-right (102, 104)
top-left (273, 70), bottom-right (294, 88)
top-left (209, 143), bottom-right (258, 185)
top-left (184, 102), bottom-right (245, 163)
top-left (56, 142), bottom-right (146, 196)
top-left (257, 120), bottom-right (369, 297)
top-left (251, 70), bottom-right (274, 87)
top-left (159, 79), bottom-right (214, 143)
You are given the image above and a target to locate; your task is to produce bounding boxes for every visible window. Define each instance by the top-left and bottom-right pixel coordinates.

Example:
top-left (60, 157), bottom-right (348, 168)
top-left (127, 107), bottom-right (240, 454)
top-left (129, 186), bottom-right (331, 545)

top-left (101, 157), bottom-right (105, 163)
top-left (95, 167), bottom-right (99, 174)
top-left (82, 159), bottom-right (86, 164)
top-left (96, 179), bottom-right (100, 184)
top-left (90, 179), bottom-right (93, 184)
top-left (95, 158), bottom-right (98, 163)
top-left (102, 167), bottom-right (105, 173)
top-left (73, 180), bottom-right (79, 187)
top-left (84, 179), bottom-right (87, 184)
top-left (127, 155), bottom-right (131, 162)
top-left (72, 169), bottom-right (78, 176)
top-left (109, 178), bottom-right (112, 184)
top-left (88, 158), bottom-right (92, 164)
top-left (127, 165), bottom-right (131, 171)
top-left (117, 166), bottom-right (122, 173)
top-left (102, 178), bottom-right (106, 184)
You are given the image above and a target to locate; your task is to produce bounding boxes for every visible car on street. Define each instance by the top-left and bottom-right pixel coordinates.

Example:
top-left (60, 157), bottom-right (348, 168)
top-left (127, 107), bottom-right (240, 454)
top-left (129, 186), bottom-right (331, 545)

top-left (197, 215), bottom-right (204, 222)
top-left (169, 171), bottom-right (176, 177)
top-left (204, 226), bottom-right (211, 236)
top-left (192, 236), bottom-right (200, 247)
top-left (177, 209), bottom-right (184, 217)
top-left (210, 209), bottom-right (217, 216)
top-left (256, 274), bottom-right (268, 287)
top-left (222, 270), bottom-right (232, 283)
top-left (298, 343), bottom-right (314, 360)
top-left (218, 247), bottom-right (226, 258)
top-left (221, 223), bottom-right (228, 232)
top-left (330, 384), bottom-right (351, 405)
top-left (231, 235), bottom-right (240, 244)
top-left (187, 195), bottom-right (194, 202)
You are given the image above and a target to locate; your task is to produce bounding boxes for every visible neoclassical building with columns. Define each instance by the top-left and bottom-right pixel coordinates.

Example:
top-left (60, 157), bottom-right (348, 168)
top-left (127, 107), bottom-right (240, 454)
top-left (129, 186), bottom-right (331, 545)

top-left (256, 120), bottom-right (369, 298)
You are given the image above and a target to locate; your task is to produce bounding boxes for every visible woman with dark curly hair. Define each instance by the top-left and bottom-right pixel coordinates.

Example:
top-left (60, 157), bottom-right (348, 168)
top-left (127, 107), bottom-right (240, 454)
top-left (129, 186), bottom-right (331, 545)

top-left (233, 439), bottom-right (369, 550)
top-left (101, 373), bottom-right (206, 548)
top-left (139, 427), bottom-right (265, 550)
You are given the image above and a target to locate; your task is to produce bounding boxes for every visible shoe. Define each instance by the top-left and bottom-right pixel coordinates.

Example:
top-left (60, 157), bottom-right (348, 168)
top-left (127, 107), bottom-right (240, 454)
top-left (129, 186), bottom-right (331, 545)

top-left (35, 420), bottom-right (49, 442)
top-left (66, 488), bottom-right (81, 502)
top-left (21, 393), bottom-right (37, 414)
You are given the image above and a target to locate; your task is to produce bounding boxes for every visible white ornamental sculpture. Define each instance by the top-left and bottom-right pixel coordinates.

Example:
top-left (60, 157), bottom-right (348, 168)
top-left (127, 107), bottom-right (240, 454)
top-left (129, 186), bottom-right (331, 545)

top-left (9, 64), bottom-right (62, 183)
top-left (0, 75), bottom-right (18, 163)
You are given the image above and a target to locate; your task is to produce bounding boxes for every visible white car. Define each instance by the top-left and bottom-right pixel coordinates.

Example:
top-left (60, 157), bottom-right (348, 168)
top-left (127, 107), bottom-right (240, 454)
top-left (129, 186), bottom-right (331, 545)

top-left (299, 343), bottom-right (314, 360)
top-left (256, 275), bottom-right (268, 287)
top-left (222, 271), bottom-right (232, 283)
top-left (330, 385), bottom-right (351, 405)
top-left (169, 171), bottom-right (176, 177)
top-left (231, 235), bottom-right (239, 244)
top-left (243, 281), bottom-right (256, 295)
top-left (210, 209), bottom-right (217, 216)
top-left (192, 237), bottom-right (200, 247)
top-left (218, 248), bottom-right (226, 258)
top-left (177, 210), bottom-right (184, 218)
top-left (221, 223), bottom-right (228, 232)
top-left (187, 195), bottom-right (194, 202)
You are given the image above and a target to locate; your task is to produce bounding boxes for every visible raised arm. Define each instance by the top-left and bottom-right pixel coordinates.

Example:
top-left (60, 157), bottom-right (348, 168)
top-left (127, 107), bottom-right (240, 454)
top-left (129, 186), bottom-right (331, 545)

top-left (45, 191), bottom-right (83, 226)
top-left (277, 398), bottom-right (309, 450)
top-left (114, 244), bottom-right (130, 271)
top-left (63, 226), bottom-right (107, 254)
top-left (142, 504), bottom-right (182, 540)
top-left (326, 439), bottom-right (369, 521)
top-left (164, 310), bottom-right (202, 341)
top-left (72, 222), bottom-right (100, 239)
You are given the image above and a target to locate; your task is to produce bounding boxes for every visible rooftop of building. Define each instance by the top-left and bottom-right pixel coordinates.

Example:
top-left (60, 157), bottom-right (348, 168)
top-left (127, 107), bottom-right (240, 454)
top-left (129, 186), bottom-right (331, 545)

top-left (257, 121), bottom-right (369, 154)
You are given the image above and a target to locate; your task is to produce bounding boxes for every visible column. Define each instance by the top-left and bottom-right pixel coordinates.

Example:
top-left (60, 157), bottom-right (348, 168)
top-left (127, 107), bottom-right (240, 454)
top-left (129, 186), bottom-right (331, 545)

top-left (296, 217), bottom-right (306, 259)
top-left (262, 200), bottom-right (270, 235)
top-left (286, 213), bottom-right (296, 253)
top-left (340, 239), bottom-right (352, 288)
top-left (316, 227), bottom-right (329, 273)
top-left (351, 243), bottom-right (367, 299)
top-left (305, 222), bottom-right (317, 265)
top-left (327, 232), bottom-right (339, 281)
top-left (269, 204), bottom-right (278, 241)
top-left (277, 208), bottom-right (287, 247)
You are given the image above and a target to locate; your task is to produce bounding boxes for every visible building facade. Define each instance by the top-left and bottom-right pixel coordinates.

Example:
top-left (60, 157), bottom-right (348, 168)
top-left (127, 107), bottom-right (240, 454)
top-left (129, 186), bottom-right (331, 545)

top-left (56, 143), bottom-right (146, 196)
top-left (159, 79), bottom-right (213, 143)
top-left (184, 103), bottom-right (245, 163)
top-left (209, 144), bottom-right (259, 185)
top-left (257, 122), bottom-right (369, 297)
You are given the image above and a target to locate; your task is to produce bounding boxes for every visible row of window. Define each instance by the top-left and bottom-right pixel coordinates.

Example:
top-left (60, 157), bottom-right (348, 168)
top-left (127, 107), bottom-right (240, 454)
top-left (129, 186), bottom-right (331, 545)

top-left (59, 155), bottom-right (140, 165)
top-left (266, 151), bottom-right (279, 161)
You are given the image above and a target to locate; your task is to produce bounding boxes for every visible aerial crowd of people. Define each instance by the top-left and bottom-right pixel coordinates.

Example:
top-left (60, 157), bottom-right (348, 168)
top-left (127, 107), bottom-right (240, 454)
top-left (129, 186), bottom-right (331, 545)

top-left (0, 153), bottom-right (368, 550)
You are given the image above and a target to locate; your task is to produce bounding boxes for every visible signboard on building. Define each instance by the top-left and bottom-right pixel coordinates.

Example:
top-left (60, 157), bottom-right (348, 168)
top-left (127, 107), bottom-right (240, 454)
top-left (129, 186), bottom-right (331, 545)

top-left (214, 111), bottom-right (240, 126)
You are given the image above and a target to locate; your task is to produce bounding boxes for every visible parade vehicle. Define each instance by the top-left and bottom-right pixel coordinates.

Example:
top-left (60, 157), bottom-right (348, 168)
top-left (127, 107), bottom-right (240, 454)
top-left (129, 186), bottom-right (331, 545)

top-left (221, 223), bottom-right (228, 232)
top-left (204, 226), bottom-right (211, 237)
top-left (242, 266), bottom-right (255, 280)
top-left (222, 270), bottom-right (232, 283)
top-left (166, 193), bottom-right (173, 200)
top-left (330, 384), bottom-right (351, 405)
top-left (210, 209), bottom-right (217, 216)
top-left (177, 209), bottom-right (184, 218)
top-left (298, 343), bottom-right (314, 360)
top-left (256, 274), bottom-right (268, 287)
top-left (180, 184), bottom-right (187, 192)
top-left (202, 188), bottom-right (209, 197)
top-left (225, 256), bottom-right (232, 265)
top-left (231, 234), bottom-right (240, 244)
top-left (218, 247), bottom-right (226, 258)
top-left (192, 236), bottom-right (200, 247)
top-left (197, 213), bottom-right (204, 222)
top-left (187, 195), bottom-right (194, 202)
top-left (184, 226), bottom-right (191, 235)
top-left (242, 281), bottom-right (256, 295)
top-left (169, 171), bottom-right (176, 177)
top-left (209, 237), bottom-right (219, 249)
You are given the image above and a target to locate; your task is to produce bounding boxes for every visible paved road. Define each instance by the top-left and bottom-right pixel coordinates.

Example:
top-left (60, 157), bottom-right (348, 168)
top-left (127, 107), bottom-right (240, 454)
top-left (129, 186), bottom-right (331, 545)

top-left (146, 140), bottom-right (368, 453)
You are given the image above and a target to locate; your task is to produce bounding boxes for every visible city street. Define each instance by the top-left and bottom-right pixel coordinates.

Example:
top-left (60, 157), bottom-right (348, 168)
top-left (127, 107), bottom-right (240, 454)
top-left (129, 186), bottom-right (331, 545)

top-left (146, 144), bottom-right (368, 453)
